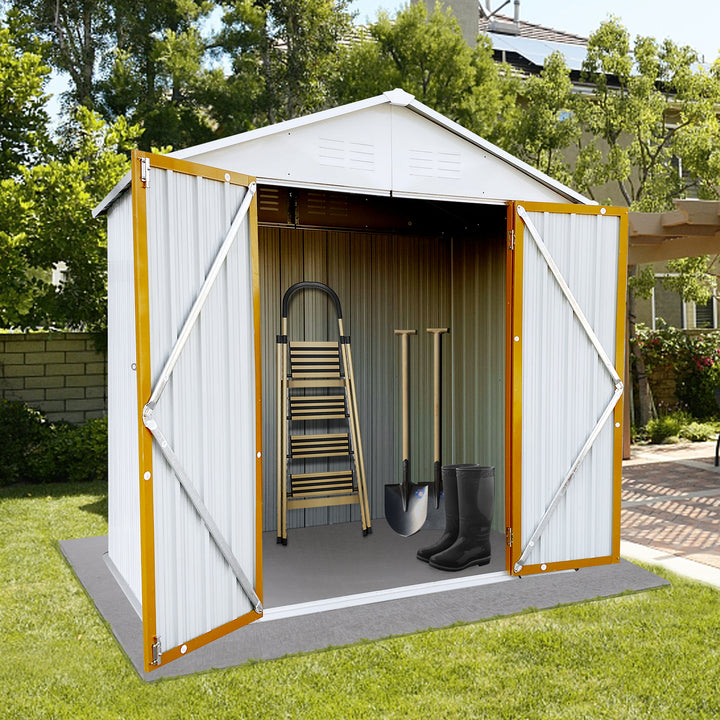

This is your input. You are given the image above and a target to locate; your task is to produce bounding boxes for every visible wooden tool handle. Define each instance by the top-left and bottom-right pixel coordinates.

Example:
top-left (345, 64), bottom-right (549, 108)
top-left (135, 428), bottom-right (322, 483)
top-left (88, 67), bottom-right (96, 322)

top-left (427, 328), bottom-right (449, 463)
top-left (395, 330), bottom-right (415, 461)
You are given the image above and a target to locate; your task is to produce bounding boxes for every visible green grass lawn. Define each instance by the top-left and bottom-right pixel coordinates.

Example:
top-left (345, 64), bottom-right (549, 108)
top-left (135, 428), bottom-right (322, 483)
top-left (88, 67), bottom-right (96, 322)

top-left (2, 482), bottom-right (720, 720)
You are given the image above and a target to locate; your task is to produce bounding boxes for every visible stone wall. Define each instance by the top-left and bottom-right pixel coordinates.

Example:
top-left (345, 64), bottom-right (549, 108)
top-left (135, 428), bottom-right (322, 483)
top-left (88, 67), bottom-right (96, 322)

top-left (0, 332), bottom-right (107, 423)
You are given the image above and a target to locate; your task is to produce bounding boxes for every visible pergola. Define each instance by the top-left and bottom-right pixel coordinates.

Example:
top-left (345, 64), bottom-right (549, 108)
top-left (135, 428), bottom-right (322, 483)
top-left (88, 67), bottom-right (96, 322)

top-left (623, 198), bottom-right (720, 457)
top-left (629, 199), bottom-right (720, 265)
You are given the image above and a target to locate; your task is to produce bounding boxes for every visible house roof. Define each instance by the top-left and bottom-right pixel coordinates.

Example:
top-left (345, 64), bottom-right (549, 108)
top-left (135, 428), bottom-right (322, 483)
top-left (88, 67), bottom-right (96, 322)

top-left (94, 89), bottom-right (590, 217)
top-left (479, 14), bottom-right (588, 46)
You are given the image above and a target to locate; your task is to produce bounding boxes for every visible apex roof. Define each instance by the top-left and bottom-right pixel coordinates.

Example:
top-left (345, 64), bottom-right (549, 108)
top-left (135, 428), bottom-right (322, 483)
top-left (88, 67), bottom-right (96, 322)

top-left (95, 89), bottom-right (590, 217)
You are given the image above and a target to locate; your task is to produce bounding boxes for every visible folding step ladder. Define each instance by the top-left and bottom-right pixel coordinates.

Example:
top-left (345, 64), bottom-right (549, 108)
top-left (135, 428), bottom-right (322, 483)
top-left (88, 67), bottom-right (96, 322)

top-left (276, 282), bottom-right (371, 544)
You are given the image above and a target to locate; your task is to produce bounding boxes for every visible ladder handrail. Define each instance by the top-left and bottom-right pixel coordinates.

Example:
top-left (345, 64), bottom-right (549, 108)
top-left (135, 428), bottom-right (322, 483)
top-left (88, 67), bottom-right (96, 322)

top-left (281, 281), bottom-right (343, 320)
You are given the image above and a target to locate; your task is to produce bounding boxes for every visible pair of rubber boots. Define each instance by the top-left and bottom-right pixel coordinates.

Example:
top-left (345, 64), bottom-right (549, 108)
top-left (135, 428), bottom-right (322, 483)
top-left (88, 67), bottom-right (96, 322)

top-left (417, 464), bottom-right (495, 571)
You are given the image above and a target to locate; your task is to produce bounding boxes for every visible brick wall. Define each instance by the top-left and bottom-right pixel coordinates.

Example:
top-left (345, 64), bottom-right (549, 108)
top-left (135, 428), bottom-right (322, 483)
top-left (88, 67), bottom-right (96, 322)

top-left (648, 362), bottom-right (679, 413)
top-left (0, 332), bottom-right (107, 424)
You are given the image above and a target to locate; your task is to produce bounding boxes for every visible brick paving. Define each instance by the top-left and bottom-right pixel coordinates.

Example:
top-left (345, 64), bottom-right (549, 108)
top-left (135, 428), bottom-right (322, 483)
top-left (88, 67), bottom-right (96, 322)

top-left (622, 441), bottom-right (720, 570)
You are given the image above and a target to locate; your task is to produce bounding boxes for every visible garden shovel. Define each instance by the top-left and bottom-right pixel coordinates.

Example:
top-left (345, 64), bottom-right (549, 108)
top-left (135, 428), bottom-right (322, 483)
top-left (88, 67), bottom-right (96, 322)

top-left (422, 328), bottom-right (449, 530)
top-left (385, 329), bottom-right (429, 537)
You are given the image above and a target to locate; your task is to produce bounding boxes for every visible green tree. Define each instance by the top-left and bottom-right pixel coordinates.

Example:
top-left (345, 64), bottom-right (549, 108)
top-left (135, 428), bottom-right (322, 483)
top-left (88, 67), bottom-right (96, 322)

top-left (214, 0), bottom-right (354, 130)
top-left (0, 108), bottom-right (140, 330)
top-left (99, 0), bottom-right (217, 150)
top-left (7, 0), bottom-right (113, 108)
top-left (334, 2), bottom-right (517, 143)
top-left (0, 11), bottom-right (52, 176)
top-left (508, 51), bottom-right (579, 186)
top-left (576, 17), bottom-right (720, 210)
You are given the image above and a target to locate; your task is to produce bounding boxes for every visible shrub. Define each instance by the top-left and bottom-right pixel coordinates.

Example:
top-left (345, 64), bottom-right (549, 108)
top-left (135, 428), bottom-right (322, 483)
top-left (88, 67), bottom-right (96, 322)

top-left (0, 400), bottom-right (107, 485)
top-left (0, 400), bottom-right (49, 484)
top-left (679, 421), bottom-right (719, 442)
top-left (634, 321), bottom-right (720, 419)
top-left (646, 414), bottom-right (683, 444)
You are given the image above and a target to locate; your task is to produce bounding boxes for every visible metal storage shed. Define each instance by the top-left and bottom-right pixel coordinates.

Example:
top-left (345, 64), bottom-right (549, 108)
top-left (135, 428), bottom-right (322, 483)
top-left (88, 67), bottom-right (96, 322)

top-left (96, 89), bottom-right (628, 672)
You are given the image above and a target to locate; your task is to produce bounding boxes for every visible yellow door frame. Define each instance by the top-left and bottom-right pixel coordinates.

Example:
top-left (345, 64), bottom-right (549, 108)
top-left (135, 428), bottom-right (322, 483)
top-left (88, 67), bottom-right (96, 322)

top-left (130, 150), bottom-right (263, 672)
top-left (505, 200), bottom-right (628, 577)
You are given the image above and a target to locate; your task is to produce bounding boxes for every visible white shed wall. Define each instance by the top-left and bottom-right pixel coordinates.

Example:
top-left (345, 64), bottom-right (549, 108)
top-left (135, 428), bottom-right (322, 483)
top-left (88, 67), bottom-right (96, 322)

top-left (389, 107), bottom-right (570, 204)
top-left (145, 171), bottom-right (258, 651)
top-left (520, 210), bottom-right (620, 567)
top-left (107, 190), bottom-right (142, 610)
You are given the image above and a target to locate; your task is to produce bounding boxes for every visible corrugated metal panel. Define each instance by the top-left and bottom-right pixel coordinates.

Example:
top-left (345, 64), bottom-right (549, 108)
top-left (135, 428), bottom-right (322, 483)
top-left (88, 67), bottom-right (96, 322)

top-left (145, 170), bottom-right (258, 652)
top-left (451, 235), bottom-right (507, 531)
top-left (520, 210), bottom-right (619, 567)
top-left (259, 215), bottom-right (506, 532)
top-left (107, 190), bottom-right (142, 609)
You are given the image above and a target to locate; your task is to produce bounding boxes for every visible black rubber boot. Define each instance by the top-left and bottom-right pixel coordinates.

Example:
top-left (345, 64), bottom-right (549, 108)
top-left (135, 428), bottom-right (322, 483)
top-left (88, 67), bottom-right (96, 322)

top-left (429, 465), bottom-right (495, 571)
top-left (416, 464), bottom-right (476, 563)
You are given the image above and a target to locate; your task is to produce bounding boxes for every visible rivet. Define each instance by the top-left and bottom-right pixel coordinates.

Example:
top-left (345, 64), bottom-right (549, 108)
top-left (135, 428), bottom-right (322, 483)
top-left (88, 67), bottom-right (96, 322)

top-left (541, 563), bottom-right (547, 571)
top-left (131, 363), bottom-right (136, 371)
top-left (180, 644), bottom-right (187, 654)
top-left (600, 207), bottom-right (607, 215)
top-left (224, 173), bottom-right (231, 182)
top-left (615, 422), bottom-right (621, 428)
top-left (144, 471), bottom-right (151, 481)
top-left (257, 451), bottom-right (262, 459)
top-left (514, 336), bottom-right (520, 342)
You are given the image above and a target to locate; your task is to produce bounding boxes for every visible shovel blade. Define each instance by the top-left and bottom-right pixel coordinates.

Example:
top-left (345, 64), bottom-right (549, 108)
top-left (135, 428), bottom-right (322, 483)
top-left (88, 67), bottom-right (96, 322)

top-left (422, 485), bottom-right (445, 530)
top-left (384, 483), bottom-right (429, 537)
top-left (421, 461), bottom-right (445, 530)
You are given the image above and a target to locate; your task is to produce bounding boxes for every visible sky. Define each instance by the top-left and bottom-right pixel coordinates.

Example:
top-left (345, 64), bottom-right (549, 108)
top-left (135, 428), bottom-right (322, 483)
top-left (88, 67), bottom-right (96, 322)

top-left (351, 0), bottom-right (720, 63)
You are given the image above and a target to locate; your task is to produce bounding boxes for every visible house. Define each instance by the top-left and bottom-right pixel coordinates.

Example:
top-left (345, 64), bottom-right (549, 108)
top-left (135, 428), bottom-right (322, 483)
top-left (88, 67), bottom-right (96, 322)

top-left (425, 0), bottom-right (720, 333)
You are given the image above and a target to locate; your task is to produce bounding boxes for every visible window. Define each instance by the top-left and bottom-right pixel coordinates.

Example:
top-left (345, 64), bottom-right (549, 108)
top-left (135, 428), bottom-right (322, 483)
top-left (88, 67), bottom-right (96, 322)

top-left (651, 275), bottom-right (717, 330)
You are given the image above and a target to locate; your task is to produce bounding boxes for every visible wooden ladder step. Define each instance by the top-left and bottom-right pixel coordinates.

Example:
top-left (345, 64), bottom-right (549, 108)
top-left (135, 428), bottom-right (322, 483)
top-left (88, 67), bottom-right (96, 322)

top-left (290, 433), bottom-right (350, 458)
top-left (289, 395), bottom-right (346, 421)
top-left (290, 470), bottom-right (355, 497)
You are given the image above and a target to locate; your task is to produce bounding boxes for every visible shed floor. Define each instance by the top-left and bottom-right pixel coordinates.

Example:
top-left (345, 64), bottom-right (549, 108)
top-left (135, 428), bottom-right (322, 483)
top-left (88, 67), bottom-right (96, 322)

top-left (60, 522), bottom-right (668, 681)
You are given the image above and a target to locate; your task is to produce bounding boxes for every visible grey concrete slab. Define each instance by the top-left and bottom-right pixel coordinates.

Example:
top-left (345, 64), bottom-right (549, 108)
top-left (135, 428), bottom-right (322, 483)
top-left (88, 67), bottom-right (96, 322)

top-left (60, 523), bottom-right (669, 682)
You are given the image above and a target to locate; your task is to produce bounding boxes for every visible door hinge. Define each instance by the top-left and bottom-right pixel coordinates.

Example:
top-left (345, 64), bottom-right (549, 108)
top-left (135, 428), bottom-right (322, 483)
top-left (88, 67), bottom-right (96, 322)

top-left (506, 527), bottom-right (514, 547)
top-left (508, 229), bottom-right (515, 250)
top-left (140, 156), bottom-right (150, 188)
top-left (151, 636), bottom-right (162, 666)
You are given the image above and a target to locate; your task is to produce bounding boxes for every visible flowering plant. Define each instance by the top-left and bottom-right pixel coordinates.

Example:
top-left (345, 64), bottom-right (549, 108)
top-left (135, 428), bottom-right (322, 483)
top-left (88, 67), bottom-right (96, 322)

top-left (633, 321), bottom-right (720, 419)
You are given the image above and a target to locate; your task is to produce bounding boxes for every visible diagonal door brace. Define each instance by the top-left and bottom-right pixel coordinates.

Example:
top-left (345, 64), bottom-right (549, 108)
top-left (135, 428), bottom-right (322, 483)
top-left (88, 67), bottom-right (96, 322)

top-left (142, 182), bottom-right (262, 613)
top-left (514, 206), bottom-right (623, 573)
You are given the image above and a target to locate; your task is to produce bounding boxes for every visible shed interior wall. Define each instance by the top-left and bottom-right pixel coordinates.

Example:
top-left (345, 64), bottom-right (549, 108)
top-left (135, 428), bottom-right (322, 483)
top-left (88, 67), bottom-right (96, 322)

top-left (259, 191), bottom-right (507, 534)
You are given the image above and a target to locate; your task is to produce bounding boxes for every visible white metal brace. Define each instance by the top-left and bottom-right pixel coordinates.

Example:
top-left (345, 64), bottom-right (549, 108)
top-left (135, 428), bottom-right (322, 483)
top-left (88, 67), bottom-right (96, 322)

top-left (513, 205), bottom-right (623, 573)
top-left (142, 182), bottom-right (262, 613)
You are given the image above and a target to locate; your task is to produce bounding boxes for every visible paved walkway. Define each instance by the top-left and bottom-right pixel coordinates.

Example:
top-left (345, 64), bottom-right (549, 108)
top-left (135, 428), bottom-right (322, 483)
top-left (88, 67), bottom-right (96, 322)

top-left (621, 440), bottom-right (720, 587)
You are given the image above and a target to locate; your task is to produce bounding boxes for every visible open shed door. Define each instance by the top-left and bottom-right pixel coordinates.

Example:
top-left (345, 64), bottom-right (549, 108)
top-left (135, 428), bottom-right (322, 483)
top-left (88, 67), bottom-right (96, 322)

top-left (508, 202), bottom-right (628, 576)
top-left (130, 151), bottom-right (263, 671)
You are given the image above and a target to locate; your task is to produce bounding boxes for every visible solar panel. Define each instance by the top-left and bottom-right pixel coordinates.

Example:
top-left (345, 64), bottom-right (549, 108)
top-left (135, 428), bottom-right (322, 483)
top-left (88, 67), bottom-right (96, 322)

top-left (485, 32), bottom-right (588, 71)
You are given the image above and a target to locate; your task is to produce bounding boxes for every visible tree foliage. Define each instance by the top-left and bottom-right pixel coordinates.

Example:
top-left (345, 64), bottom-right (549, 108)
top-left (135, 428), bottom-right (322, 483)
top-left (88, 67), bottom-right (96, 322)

top-left (214, 0), bottom-right (355, 130)
top-left (507, 50), bottom-right (578, 185)
top-left (576, 18), bottom-right (720, 210)
top-left (334, 2), bottom-right (517, 143)
top-left (9, 0), bottom-right (113, 109)
top-left (3, 3), bottom-right (720, 337)
top-left (0, 11), bottom-right (52, 176)
top-left (98, 0), bottom-right (217, 150)
top-left (0, 108), bottom-right (140, 330)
